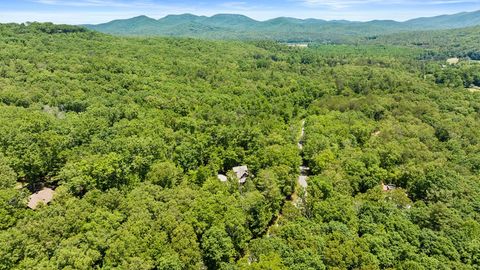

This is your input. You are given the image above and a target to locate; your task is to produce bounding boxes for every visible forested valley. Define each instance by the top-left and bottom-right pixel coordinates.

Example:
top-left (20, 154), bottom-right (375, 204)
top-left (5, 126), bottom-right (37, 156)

top-left (0, 22), bottom-right (480, 269)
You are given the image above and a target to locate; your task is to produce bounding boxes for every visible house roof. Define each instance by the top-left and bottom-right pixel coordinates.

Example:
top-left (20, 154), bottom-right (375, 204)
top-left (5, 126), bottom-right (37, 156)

top-left (447, 58), bottom-right (459, 65)
top-left (217, 174), bottom-right (228, 182)
top-left (232, 165), bottom-right (248, 183)
top-left (28, 188), bottom-right (55, 209)
top-left (382, 183), bottom-right (396, 192)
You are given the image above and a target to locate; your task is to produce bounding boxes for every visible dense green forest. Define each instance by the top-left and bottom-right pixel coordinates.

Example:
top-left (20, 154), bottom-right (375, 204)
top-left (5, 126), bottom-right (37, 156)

top-left (0, 22), bottom-right (480, 269)
top-left (367, 25), bottom-right (480, 60)
top-left (85, 10), bottom-right (480, 43)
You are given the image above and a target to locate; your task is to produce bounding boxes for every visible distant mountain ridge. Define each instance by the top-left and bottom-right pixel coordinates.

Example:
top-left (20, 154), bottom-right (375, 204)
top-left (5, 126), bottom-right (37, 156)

top-left (84, 10), bottom-right (480, 42)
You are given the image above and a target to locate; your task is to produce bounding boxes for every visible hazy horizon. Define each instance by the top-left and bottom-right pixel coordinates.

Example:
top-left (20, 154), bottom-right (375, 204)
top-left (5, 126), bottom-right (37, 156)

top-left (1, 0), bottom-right (479, 24)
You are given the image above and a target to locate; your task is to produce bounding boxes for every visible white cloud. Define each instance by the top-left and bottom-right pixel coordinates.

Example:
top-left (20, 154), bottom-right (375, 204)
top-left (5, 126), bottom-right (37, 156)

top-left (300, 0), bottom-right (382, 9)
top-left (0, 11), bottom-right (144, 24)
top-left (298, 0), bottom-right (477, 9)
top-left (31, 0), bottom-right (159, 8)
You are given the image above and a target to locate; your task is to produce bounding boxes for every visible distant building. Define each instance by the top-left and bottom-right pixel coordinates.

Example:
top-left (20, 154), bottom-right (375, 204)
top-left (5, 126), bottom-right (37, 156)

top-left (233, 165), bottom-right (249, 184)
top-left (218, 166), bottom-right (249, 184)
top-left (446, 58), bottom-right (459, 65)
top-left (468, 86), bottom-right (480, 93)
top-left (286, 43), bottom-right (309, 48)
top-left (217, 174), bottom-right (228, 182)
top-left (28, 188), bottom-right (55, 209)
top-left (382, 183), bottom-right (396, 192)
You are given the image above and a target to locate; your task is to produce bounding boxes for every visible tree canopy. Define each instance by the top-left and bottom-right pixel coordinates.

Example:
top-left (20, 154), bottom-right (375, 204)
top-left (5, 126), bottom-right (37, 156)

top-left (0, 23), bottom-right (479, 269)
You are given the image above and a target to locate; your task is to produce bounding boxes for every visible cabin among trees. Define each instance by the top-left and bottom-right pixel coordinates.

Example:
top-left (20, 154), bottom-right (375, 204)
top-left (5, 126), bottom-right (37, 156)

top-left (446, 57), bottom-right (459, 65)
top-left (232, 166), bottom-right (249, 184)
top-left (217, 166), bottom-right (249, 183)
top-left (27, 188), bottom-right (55, 209)
top-left (382, 183), bottom-right (397, 192)
top-left (217, 174), bottom-right (228, 182)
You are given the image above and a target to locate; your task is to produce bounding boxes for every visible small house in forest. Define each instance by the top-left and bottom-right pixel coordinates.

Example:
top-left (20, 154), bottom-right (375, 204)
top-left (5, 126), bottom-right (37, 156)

top-left (28, 188), bottom-right (55, 209)
top-left (286, 43), bottom-right (309, 48)
top-left (233, 165), bottom-right (249, 184)
top-left (217, 174), bottom-right (228, 182)
top-left (382, 183), bottom-right (396, 192)
top-left (446, 58), bottom-right (459, 65)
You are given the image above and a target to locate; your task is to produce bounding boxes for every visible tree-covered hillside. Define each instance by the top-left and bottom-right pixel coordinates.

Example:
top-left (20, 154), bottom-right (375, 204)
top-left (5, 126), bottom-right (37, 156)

top-left (0, 23), bottom-right (480, 269)
top-left (85, 10), bottom-right (480, 42)
top-left (367, 25), bottom-right (480, 60)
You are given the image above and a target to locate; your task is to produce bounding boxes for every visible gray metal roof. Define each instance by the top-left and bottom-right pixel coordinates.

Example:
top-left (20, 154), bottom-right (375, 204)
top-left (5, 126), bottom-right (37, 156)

top-left (233, 165), bottom-right (248, 183)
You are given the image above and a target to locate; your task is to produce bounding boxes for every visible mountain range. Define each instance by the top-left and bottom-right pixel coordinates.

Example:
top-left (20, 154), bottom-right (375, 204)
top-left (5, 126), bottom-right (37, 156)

top-left (84, 10), bottom-right (480, 42)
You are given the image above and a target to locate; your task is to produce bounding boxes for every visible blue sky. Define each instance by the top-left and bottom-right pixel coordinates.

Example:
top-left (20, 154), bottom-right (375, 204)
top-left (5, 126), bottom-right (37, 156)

top-left (0, 0), bottom-right (479, 24)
